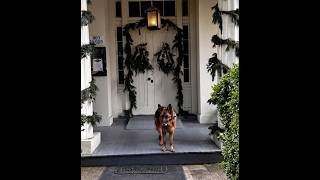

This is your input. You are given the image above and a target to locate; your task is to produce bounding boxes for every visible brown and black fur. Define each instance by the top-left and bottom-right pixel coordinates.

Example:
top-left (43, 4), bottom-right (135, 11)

top-left (154, 104), bottom-right (177, 152)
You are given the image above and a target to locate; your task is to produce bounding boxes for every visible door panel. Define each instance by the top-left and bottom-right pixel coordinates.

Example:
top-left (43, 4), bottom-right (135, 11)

top-left (132, 27), bottom-right (178, 114)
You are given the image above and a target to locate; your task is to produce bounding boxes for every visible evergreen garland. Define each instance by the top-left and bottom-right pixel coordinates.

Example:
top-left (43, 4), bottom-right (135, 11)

top-left (131, 43), bottom-right (153, 74)
top-left (123, 18), bottom-right (186, 116)
top-left (207, 53), bottom-right (230, 82)
top-left (81, 112), bottom-right (102, 128)
top-left (80, 2), bottom-right (101, 128)
top-left (212, 3), bottom-right (223, 34)
top-left (154, 43), bottom-right (175, 75)
top-left (211, 35), bottom-right (239, 56)
top-left (81, 78), bottom-right (98, 106)
top-left (222, 9), bottom-right (239, 26)
top-left (123, 18), bottom-right (187, 117)
top-left (172, 29), bottom-right (186, 114)
top-left (81, 43), bottom-right (95, 59)
top-left (81, 79), bottom-right (101, 127)
top-left (208, 2), bottom-right (240, 99)
top-left (212, 3), bottom-right (239, 34)
top-left (123, 68), bottom-right (136, 117)
top-left (81, 10), bottom-right (95, 27)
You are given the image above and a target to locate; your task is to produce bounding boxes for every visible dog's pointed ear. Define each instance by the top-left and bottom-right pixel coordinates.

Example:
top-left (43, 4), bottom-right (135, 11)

top-left (158, 104), bottom-right (161, 108)
top-left (168, 104), bottom-right (173, 112)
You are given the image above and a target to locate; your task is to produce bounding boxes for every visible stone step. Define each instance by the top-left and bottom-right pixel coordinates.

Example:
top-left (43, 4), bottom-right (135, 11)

top-left (81, 151), bottom-right (223, 166)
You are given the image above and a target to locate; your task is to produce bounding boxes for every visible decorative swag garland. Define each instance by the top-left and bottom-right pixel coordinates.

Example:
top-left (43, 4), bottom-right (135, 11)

top-left (207, 2), bottom-right (239, 82)
top-left (212, 3), bottom-right (239, 34)
top-left (211, 35), bottom-right (239, 57)
top-left (123, 18), bottom-right (186, 116)
top-left (81, 79), bottom-right (101, 129)
top-left (81, 43), bottom-right (95, 59)
top-left (154, 43), bottom-right (175, 75)
top-left (81, 10), bottom-right (95, 27)
top-left (81, 2), bottom-right (101, 128)
top-left (207, 53), bottom-right (230, 82)
top-left (81, 3), bottom-right (95, 61)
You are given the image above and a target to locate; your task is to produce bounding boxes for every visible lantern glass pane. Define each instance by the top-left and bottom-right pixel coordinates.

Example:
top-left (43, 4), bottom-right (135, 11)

top-left (148, 11), bottom-right (158, 27)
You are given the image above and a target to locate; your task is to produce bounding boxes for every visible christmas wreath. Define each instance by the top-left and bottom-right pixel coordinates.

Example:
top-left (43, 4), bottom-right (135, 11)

top-left (131, 43), bottom-right (153, 74)
top-left (154, 43), bottom-right (175, 75)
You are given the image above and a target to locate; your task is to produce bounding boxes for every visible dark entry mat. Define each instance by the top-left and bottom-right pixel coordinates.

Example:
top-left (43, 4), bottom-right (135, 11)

top-left (114, 165), bottom-right (168, 174)
top-left (99, 165), bottom-right (186, 180)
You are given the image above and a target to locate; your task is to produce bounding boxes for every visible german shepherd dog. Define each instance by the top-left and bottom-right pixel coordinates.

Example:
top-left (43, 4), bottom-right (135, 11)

top-left (155, 104), bottom-right (177, 152)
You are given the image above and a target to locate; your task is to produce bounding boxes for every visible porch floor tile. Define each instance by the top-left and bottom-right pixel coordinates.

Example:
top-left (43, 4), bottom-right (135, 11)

top-left (82, 116), bottom-right (220, 157)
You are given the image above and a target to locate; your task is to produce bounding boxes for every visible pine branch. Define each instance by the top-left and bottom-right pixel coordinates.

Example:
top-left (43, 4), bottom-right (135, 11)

top-left (212, 3), bottom-right (239, 34)
top-left (154, 43), bottom-right (175, 74)
top-left (172, 29), bottom-right (185, 114)
top-left (212, 3), bottom-right (223, 34)
top-left (211, 35), bottom-right (239, 55)
top-left (81, 78), bottom-right (98, 106)
top-left (81, 112), bottom-right (101, 127)
top-left (131, 43), bottom-right (153, 74)
top-left (81, 43), bottom-right (95, 59)
top-left (221, 9), bottom-right (239, 26)
top-left (207, 53), bottom-right (230, 82)
top-left (81, 10), bottom-right (95, 27)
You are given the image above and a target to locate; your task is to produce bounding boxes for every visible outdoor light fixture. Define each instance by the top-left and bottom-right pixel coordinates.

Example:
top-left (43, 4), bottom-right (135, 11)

top-left (146, 1), bottom-right (161, 30)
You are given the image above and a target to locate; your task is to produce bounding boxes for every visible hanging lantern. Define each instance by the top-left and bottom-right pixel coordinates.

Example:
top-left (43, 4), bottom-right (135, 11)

top-left (146, 6), bottom-right (161, 30)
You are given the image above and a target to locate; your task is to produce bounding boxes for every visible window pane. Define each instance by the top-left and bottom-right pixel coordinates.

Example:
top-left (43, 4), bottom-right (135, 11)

top-left (116, 1), bottom-right (121, 17)
top-left (117, 42), bottom-right (123, 55)
top-left (129, 1), bottom-right (140, 17)
top-left (183, 26), bottom-right (188, 39)
top-left (153, 1), bottom-right (163, 16)
top-left (184, 55), bottom-right (189, 68)
top-left (141, 1), bottom-right (151, 17)
top-left (183, 40), bottom-right (189, 53)
top-left (184, 69), bottom-right (189, 82)
top-left (119, 70), bottom-right (124, 84)
top-left (182, 0), bottom-right (188, 16)
top-left (164, 1), bottom-right (175, 16)
top-left (118, 56), bottom-right (124, 70)
top-left (116, 27), bottom-right (123, 41)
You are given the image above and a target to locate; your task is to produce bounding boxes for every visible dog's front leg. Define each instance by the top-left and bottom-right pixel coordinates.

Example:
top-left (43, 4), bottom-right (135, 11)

top-left (160, 128), bottom-right (166, 151)
top-left (169, 131), bottom-right (175, 152)
top-left (158, 128), bottom-right (162, 145)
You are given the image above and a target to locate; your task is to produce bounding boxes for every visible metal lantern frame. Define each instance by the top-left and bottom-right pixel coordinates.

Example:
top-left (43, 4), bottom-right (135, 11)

top-left (145, 5), bottom-right (161, 30)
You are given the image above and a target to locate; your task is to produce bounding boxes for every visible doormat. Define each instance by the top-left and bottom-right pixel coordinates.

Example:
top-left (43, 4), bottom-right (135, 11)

top-left (99, 165), bottom-right (186, 180)
top-left (113, 165), bottom-right (168, 174)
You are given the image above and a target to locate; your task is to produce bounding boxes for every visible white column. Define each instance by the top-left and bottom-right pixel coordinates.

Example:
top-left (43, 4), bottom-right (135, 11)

top-left (81, 0), bottom-right (94, 139)
top-left (87, 0), bottom-right (114, 126)
top-left (196, 0), bottom-right (219, 124)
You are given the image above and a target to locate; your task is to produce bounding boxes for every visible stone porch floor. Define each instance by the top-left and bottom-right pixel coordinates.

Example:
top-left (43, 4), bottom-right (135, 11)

top-left (82, 115), bottom-right (220, 157)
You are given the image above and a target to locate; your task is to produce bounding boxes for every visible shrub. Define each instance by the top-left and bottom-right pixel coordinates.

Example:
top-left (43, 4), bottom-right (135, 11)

top-left (210, 64), bottom-right (239, 180)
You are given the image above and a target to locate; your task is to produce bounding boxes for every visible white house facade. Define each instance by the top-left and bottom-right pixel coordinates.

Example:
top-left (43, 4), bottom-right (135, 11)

top-left (85, 0), bottom-right (238, 126)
